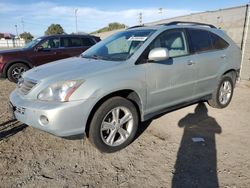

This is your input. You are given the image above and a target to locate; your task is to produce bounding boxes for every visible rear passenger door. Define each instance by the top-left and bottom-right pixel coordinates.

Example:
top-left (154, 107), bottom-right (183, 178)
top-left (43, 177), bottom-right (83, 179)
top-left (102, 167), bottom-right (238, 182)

top-left (187, 29), bottom-right (229, 97)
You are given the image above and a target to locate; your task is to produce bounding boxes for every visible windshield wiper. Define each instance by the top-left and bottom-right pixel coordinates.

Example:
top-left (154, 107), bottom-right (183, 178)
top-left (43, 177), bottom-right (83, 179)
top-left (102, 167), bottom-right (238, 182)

top-left (82, 54), bottom-right (113, 61)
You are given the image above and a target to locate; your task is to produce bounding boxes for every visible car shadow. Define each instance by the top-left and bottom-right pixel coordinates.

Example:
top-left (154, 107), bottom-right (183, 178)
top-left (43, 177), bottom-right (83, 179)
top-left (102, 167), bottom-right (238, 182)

top-left (134, 120), bottom-right (153, 141)
top-left (0, 119), bottom-right (27, 141)
top-left (172, 103), bottom-right (222, 188)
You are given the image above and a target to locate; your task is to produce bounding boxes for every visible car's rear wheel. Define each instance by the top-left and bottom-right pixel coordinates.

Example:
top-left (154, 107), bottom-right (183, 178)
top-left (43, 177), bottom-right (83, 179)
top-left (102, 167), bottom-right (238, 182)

top-left (88, 97), bottom-right (138, 153)
top-left (208, 75), bottom-right (234, 108)
top-left (7, 63), bottom-right (29, 83)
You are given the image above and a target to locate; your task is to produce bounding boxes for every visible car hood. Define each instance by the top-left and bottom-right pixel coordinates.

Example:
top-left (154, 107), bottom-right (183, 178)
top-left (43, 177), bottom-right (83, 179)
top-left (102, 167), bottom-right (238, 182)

top-left (23, 57), bottom-right (123, 82)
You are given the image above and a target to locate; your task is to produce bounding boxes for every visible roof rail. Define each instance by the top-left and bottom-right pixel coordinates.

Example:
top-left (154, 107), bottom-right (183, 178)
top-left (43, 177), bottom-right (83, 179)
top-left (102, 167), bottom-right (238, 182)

top-left (162, 21), bottom-right (217, 28)
top-left (127, 24), bottom-right (145, 30)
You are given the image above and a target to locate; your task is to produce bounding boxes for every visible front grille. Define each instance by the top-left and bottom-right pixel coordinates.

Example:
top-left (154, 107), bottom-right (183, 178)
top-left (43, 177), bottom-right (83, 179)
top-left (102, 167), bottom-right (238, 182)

top-left (16, 106), bottom-right (26, 115)
top-left (18, 79), bottom-right (37, 95)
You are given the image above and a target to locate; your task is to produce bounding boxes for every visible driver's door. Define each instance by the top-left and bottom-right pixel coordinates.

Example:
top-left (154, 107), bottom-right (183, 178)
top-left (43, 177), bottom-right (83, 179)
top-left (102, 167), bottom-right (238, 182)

top-left (145, 29), bottom-right (197, 113)
top-left (31, 37), bottom-right (61, 66)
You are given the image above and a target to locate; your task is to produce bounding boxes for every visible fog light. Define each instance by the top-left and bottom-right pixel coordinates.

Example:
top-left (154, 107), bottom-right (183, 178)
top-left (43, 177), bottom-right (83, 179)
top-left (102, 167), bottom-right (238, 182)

top-left (40, 115), bottom-right (49, 126)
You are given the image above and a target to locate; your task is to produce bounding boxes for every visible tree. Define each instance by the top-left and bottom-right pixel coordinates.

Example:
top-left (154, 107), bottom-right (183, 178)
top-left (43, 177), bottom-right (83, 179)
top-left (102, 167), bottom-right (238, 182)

top-left (20, 32), bottom-right (34, 42)
top-left (92, 22), bottom-right (127, 34)
top-left (45, 24), bottom-right (65, 35)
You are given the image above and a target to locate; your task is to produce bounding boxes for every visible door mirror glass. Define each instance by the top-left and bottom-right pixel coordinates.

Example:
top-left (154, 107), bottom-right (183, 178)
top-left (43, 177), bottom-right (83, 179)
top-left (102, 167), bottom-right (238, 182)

top-left (148, 48), bottom-right (169, 62)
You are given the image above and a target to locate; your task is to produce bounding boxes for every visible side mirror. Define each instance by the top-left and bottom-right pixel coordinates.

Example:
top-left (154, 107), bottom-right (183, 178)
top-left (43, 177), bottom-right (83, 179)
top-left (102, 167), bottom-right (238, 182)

top-left (35, 46), bottom-right (44, 52)
top-left (148, 48), bottom-right (169, 62)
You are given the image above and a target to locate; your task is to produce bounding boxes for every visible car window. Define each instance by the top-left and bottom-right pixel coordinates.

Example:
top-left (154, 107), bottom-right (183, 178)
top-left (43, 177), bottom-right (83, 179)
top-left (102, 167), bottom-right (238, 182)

top-left (188, 29), bottom-right (213, 53)
top-left (82, 37), bottom-right (94, 46)
top-left (82, 29), bottom-right (155, 61)
top-left (60, 37), bottom-right (84, 48)
top-left (70, 37), bottom-right (83, 47)
top-left (60, 37), bottom-right (70, 47)
top-left (151, 29), bottom-right (189, 58)
top-left (106, 36), bottom-right (130, 54)
top-left (40, 38), bottom-right (60, 49)
top-left (210, 32), bottom-right (229, 50)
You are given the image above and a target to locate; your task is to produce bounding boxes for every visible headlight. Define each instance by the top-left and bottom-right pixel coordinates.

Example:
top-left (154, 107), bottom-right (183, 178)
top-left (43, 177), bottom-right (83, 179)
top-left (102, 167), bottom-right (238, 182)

top-left (37, 80), bottom-right (84, 102)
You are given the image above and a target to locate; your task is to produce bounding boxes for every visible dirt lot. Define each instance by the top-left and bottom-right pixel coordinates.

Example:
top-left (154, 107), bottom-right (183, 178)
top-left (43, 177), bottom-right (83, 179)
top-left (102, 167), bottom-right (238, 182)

top-left (0, 79), bottom-right (250, 188)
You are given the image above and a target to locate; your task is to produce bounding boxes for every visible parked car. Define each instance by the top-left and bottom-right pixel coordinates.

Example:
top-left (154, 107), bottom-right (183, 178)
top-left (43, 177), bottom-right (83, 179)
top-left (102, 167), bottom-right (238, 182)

top-left (0, 34), bottom-right (100, 82)
top-left (10, 22), bottom-right (241, 152)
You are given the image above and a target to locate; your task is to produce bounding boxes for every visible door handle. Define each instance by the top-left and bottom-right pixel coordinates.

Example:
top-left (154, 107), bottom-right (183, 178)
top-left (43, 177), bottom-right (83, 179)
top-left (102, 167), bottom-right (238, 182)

top-left (187, 60), bottom-right (195, 66)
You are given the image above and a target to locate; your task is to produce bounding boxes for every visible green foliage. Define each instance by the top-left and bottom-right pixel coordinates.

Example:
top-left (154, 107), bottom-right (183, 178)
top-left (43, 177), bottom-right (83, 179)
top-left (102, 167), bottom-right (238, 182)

top-left (92, 22), bottom-right (127, 34)
top-left (45, 24), bottom-right (65, 35)
top-left (20, 32), bottom-right (34, 42)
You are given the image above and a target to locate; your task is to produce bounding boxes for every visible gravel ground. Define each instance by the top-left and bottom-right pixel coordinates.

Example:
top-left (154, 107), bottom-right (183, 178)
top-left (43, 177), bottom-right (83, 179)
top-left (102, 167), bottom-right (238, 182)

top-left (0, 79), bottom-right (250, 188)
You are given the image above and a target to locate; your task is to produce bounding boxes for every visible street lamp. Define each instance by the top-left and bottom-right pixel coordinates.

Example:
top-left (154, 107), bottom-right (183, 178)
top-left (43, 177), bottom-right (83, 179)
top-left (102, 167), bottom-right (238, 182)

top-left (75, 8), bottom-right (78, 34)
top-left (158, 8), bottom-right (163, 14)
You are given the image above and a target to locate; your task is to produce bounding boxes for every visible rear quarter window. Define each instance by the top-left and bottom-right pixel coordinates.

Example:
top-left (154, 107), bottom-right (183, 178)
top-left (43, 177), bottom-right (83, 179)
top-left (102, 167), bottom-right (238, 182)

top-left (209, 32), bottom-right (229, 50)
top-left (81, 37), bottom-right (95, 46)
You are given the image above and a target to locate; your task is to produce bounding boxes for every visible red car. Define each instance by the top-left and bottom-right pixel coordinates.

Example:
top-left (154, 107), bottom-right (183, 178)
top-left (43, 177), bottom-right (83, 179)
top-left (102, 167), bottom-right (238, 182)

top-left (0, 34), bottom-right (100, 82)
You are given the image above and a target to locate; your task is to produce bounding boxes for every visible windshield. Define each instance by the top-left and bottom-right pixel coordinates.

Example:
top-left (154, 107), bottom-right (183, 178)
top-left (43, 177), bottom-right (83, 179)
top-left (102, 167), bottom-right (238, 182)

top-left (23, 38), bottom-right (42, 49)
top-left (82, 29), bottom-right (155, 61)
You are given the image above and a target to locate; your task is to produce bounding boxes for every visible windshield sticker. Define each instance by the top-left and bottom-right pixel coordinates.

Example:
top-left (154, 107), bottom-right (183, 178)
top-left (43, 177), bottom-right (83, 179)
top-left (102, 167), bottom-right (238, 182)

top-left (128, 36), bottom-right (148, 41)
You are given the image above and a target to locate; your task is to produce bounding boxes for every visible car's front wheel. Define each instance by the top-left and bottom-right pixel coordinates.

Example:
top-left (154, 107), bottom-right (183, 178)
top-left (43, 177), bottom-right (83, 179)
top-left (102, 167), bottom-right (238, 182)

top-left (7, 63), bottom-right (29, 83)
top-left (88, 97), bottom-right (139, 153)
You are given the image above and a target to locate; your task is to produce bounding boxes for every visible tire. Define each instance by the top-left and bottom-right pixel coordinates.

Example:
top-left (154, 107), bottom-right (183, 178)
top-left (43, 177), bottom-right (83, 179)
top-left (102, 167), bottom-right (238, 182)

top-left (7, 63), bottom-right (29, 83)
top-left (208, 75), bottom-right (234, 109)
top-left (88, 96), bottom-right (139, 153)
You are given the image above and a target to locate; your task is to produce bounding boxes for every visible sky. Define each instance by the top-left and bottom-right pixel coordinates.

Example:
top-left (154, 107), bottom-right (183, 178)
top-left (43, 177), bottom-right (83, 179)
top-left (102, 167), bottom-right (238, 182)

top-left (0, 0), bottom-right (249, 37)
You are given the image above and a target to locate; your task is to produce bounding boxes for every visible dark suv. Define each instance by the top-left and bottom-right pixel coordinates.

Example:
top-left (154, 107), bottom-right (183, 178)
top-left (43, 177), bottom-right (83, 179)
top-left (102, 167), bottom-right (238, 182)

top-left (0, 34), bottom-right (100, 82)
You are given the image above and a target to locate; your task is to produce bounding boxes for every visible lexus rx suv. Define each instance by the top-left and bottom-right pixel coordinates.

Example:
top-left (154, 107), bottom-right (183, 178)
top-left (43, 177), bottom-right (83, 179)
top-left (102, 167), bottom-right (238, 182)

top-left (9, 22), bottom-right (241, 152)
top-left (0, 34), bottom-right (100, 82)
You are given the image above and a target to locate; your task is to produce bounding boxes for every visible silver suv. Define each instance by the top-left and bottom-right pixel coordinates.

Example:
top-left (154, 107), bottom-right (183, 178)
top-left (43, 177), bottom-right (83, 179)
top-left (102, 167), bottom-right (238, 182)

top-left (10, 22), bottom-right (241, 152)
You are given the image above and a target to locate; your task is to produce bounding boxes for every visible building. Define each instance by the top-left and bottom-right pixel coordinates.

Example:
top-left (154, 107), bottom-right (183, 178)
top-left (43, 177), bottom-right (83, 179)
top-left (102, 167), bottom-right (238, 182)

top-left (0, 33), bottom-right (25, 48)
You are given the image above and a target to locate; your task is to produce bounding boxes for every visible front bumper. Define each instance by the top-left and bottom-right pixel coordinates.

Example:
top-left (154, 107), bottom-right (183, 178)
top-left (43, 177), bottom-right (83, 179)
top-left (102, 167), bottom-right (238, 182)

top-left (0, 63), bottom-right (5, 78)
top-left (9, 90), bottom-right (95, 137)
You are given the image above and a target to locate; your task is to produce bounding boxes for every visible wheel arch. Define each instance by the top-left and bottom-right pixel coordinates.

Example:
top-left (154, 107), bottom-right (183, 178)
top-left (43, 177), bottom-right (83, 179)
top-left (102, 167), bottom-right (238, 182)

top-left (2, 60), bottom-right (32, 78)
top-left (222, 69), bottom-right (237, 85)
top-left (85, 89), bottom-right (143, 137)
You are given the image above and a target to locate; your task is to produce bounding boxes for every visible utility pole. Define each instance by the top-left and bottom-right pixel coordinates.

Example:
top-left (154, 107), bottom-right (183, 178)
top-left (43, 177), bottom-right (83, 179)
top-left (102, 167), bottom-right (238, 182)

top-left (75, 8), bottom-right (78, 34)
top-left (138, 12), bottom-right (142, 25)
top-left (158, 8), bottom-right (163, 14)
top-left (21, 18), bottom-right (25, 32)
top-left (15, 25), bottom-right (18, 38)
